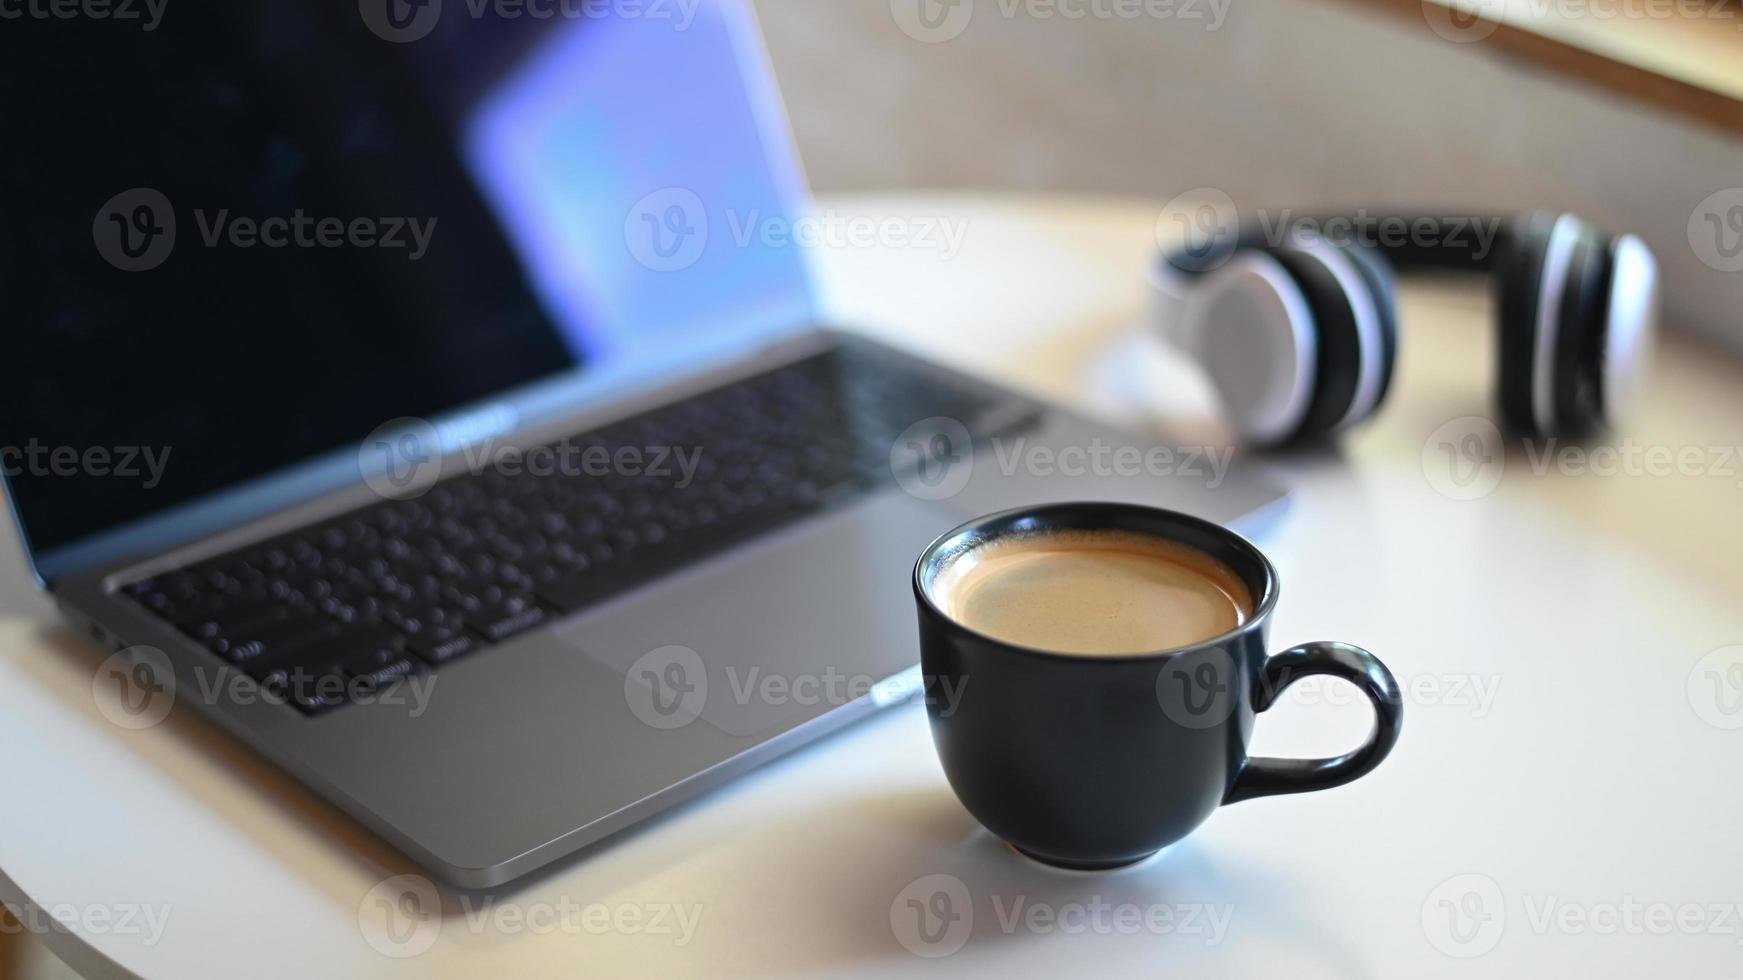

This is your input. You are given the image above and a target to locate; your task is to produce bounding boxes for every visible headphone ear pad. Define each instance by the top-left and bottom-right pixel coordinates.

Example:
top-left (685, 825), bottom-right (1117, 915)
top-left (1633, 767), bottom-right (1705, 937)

top-left (1600, 235), bottom-right (1660, 427)
top-left (1177, 250), bottom-right (1319, 447)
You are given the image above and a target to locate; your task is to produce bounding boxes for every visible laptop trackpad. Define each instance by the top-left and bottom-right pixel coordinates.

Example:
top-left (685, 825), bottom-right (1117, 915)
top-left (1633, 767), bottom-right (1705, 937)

top-left (555, 492), bottom-right (957, 738)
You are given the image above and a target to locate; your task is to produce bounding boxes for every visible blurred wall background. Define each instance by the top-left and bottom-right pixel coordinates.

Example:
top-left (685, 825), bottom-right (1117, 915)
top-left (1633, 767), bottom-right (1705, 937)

top-left (750, 0), bottom-right (1743, 351)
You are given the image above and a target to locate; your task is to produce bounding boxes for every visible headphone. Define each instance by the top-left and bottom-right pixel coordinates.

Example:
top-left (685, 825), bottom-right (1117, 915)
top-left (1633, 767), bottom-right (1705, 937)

top-left (1149, 211), bottom-right (1661, 448)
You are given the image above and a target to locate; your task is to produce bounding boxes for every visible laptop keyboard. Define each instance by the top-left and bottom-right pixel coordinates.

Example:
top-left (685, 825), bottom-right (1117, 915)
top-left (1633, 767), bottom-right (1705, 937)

top-left (120, 344), bottom-right (1036, 716)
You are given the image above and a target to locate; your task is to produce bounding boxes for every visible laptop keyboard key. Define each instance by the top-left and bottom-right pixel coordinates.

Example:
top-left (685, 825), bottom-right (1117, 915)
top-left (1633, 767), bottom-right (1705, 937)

top-left (406, 629), bottom-right (477, 666)
top-left (467, 599), bottom-right (546, 644)
top-left (343, 656), bottom-right (422, 696)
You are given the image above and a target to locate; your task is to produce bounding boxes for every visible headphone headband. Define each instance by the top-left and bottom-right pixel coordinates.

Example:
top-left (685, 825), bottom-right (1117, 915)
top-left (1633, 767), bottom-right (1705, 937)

top-left (1162, 211), bottom-right (1513, 278)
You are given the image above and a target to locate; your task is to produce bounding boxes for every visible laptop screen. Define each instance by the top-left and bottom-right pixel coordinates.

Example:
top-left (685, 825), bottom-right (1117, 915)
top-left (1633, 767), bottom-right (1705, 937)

top-left (0, 0), bottom-right (812, 577)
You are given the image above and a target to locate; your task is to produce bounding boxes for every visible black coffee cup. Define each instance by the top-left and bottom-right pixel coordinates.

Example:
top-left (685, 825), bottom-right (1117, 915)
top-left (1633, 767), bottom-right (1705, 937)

top-left (913, 502), bottom-right (1403, 870)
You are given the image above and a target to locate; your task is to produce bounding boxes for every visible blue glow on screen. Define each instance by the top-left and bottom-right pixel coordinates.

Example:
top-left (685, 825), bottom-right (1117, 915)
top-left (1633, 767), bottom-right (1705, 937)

top-left (465, 2), bottom-right (815, 366)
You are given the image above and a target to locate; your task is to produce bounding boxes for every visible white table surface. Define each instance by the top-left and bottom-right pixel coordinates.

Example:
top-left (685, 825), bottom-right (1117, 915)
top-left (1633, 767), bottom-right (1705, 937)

top-left (3, 194), bottom-right (1741, 979)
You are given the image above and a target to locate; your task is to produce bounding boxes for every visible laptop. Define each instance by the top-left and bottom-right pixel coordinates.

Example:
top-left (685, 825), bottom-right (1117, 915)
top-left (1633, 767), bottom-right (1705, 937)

top-left (1, 0), bottom-right (1284, 887)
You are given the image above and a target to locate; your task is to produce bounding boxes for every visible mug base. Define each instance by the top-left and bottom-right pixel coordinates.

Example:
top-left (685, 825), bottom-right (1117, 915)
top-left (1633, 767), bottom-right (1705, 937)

top-left (1008, 844), bottom-right (1166, 873)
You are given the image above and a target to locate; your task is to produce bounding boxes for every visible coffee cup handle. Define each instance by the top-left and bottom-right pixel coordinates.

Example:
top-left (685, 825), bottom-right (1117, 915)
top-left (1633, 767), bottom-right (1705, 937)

top-left (1223, 641), bottom-right (1404, 805)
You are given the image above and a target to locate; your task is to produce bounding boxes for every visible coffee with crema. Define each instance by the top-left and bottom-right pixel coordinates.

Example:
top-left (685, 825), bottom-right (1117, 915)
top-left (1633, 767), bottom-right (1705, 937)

top-left (933, 530), bottom-right (1254, 656)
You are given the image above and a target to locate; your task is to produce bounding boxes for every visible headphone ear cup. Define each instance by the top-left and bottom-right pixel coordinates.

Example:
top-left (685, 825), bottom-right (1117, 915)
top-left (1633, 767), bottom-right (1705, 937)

top-left (1265, 241), bottom-right (1381, 443)
top-left (1177, 250), bottom-right (1319, 447)
top-left (1552, 223), bottom-right (1612, 439)
top-left (1496, 211), bottom-right (1572, 438)
top-left (1333, 242), bottom-right (1400, 423)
